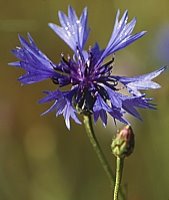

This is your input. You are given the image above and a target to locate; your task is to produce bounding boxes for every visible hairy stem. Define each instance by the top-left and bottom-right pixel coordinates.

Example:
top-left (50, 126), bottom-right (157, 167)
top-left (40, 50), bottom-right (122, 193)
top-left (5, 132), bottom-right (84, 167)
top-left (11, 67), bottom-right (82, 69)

top-left (83, 114), bottom-right (115, 185)
top-left (113, 157), bottom-right (124, 200)
top-left (83, 114), bottom-right (125, 200)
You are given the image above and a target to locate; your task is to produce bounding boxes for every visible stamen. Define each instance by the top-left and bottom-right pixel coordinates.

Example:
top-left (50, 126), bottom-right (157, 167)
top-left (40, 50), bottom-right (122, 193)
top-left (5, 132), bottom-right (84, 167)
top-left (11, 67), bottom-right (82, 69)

top-left (103, 55), bottom-right (115, 68)
top-left (61, 53), bottom-right (70, 66)
top-left (76, 45), bottom-right (85, 64)
top-left (52, 78), bottom-right (59, 84)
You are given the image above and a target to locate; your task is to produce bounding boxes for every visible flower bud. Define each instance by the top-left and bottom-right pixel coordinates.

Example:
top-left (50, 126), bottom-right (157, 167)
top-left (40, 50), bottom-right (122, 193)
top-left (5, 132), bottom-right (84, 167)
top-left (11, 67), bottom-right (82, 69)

top-left (111, 125), bottom-right (135, 158)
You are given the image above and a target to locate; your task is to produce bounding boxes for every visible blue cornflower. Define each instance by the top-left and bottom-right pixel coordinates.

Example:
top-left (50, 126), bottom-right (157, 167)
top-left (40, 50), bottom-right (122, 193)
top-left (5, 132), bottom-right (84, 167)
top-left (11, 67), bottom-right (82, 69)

top-left (10, 6), bottom-right (166, 129)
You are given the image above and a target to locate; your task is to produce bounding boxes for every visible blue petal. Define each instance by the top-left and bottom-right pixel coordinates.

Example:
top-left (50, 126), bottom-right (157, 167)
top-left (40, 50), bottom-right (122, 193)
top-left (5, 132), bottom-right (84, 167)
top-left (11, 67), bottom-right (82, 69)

top-left (89, 43), bottom-right (104, 69)
top-left (104, 87), bottom-right (129, 124)
top-left (121, 95), bottom-right (155, 120)
top-left (113, 66), bottom-right (167, 96)
top-left (40, 89), bottom-right (81, 129)
top-left (93, 95), bottom-right (111, 126)
top-left (9, 34), bottom-right (60, 84)
top-left (96, 10), bottom-right (146, 66)
top-left (109, 108), bottom-right (129, 125)
top-left (93, 94), bottom-right (129, 125)
top-left (39, 90), bottom-right (63, 103)
top-left (63, 101), bottom-right (81, 129)
top-left (49, 6), bottom-right (90, 53)
top-left (105, 86), bottom-right (122, 108)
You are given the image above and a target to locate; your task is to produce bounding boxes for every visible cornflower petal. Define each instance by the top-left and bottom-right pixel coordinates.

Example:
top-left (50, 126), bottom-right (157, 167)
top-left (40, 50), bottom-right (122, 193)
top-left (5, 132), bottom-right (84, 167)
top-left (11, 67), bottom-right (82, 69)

top-left (113, 66), bottom-right (167, 96)
top-left (96, 10), bottom-right (146, 66)
top-left (9, 34), bottom-right (61, 84)
top-left (93, 95), bottom-right (111, 126)
top-left (109, 109), bottom-right (129, 125)
top-left (104, 86), bottom-right (122, 108)
top-left (40, 89), bottom-right (81, 129)
top-left (121, 95), bottom-right (155, 120)
top-left (49, 6), bottom-right (90, 53)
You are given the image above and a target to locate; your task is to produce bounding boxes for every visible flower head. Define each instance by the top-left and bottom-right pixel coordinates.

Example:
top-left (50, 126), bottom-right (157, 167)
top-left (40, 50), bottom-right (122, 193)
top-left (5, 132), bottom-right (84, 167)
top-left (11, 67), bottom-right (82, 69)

top-left (10, 6), bottom-right (166, 129)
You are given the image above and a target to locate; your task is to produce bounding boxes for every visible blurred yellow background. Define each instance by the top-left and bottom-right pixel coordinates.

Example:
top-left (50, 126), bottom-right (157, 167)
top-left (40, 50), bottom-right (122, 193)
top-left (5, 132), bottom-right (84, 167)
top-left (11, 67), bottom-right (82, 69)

top-left (0, 0), bottom-right (169, 199)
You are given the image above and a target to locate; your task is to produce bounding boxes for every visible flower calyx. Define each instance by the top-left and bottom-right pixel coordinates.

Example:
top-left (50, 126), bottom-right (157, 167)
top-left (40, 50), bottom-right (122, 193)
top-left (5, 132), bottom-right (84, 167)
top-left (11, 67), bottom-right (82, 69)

top-left (111, 125), bottom-right (135, 158)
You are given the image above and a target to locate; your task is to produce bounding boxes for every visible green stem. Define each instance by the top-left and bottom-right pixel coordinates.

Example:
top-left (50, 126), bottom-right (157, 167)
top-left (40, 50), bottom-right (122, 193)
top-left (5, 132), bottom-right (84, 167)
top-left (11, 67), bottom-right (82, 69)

top-left (113, 157), bottom-right (124, 200)
top-left (83, 114), bottom-right (115, 185)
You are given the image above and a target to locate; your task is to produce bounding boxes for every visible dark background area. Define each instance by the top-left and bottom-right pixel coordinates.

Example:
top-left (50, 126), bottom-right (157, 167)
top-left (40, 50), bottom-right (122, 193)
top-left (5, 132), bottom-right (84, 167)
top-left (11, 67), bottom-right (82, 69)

top-left (0, 0), bottom-right (169, 199)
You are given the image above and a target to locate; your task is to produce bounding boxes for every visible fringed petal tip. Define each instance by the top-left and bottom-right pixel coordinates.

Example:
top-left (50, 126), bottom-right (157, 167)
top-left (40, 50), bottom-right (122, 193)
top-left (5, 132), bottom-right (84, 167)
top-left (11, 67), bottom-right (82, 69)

top-left (96, 10), bottom-right (146, 66)
top-left (8, 61), bottom-right (20, 67)
top-left (49, 6), bottom-right (89, 53)
top-left (38, 89), bottom-right (82, 130)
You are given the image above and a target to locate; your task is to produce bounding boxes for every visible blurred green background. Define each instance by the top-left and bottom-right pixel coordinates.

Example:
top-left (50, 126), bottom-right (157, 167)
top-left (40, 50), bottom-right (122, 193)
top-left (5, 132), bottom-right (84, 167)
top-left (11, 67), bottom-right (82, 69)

top-left (0, 0), bottom-right (169, 199)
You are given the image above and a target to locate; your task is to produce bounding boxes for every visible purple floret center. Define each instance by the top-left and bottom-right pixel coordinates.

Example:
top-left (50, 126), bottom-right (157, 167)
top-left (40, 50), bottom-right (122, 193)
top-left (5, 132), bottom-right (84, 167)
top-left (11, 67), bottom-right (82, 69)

top-left (51, 48), bottom-right (118, 113)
